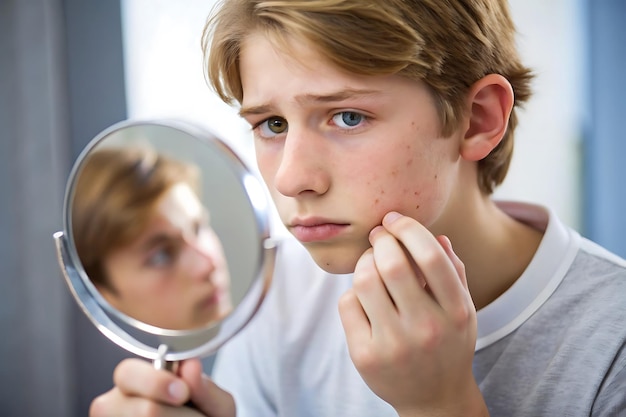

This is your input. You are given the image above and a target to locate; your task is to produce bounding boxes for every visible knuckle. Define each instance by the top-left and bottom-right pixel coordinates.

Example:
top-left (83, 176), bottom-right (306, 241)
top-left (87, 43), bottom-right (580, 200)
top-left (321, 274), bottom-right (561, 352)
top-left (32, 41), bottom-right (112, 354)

top-left (418, 247), bottom-right (442, 269)
top-left (352, 268), bottom-right (378, 293)
top-left (456, 258), bottom-right (466, 273)
top-left (337, 289), bottom-right (357, 312)
top-left (351, 346), bottom-right (380, 374)
top-left (418, 318), bottom-right (444, 351)
top-left (112, 358), bottom-right (138, 385)
top-left (89, 394), bottom-right (109, 417)
top-left (376, 257), bottom-right (406, 280)
top-left (451, 303), bottom-right (473, 330)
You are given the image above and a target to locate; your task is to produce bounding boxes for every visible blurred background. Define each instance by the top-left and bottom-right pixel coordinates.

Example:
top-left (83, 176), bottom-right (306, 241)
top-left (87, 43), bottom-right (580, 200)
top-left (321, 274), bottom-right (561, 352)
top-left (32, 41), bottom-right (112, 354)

top-left (0, 0), bottom-right (624, 416)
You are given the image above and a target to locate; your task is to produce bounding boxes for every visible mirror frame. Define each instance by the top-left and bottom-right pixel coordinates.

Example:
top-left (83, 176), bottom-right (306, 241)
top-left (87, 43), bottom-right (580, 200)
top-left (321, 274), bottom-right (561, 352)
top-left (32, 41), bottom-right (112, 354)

top-left (54, 119), bottom-right (277, 361)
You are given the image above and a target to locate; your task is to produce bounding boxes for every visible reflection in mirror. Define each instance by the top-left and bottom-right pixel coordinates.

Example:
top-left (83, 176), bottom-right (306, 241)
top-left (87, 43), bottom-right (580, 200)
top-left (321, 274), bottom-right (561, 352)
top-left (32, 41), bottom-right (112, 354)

top-left (72, 145), bottom-right (233, 330)
top-left (54, 120), bottom-right (276, 362)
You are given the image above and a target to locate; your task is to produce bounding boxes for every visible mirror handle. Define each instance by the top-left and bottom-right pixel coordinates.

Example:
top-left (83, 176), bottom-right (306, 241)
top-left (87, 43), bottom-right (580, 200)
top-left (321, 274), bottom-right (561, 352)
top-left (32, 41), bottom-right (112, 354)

top-left (153, 344), bottom-right (198, 410)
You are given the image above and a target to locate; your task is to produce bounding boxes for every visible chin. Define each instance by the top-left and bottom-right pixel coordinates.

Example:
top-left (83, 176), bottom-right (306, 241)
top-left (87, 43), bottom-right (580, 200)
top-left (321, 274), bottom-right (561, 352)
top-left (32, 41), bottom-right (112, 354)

top-left (303, 241), bottom-right (368, 275)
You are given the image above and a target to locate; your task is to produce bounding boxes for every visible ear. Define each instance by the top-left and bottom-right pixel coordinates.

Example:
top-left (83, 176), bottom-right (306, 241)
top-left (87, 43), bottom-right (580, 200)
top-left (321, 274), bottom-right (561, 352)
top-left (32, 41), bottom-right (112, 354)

top-left (460, 74), bottom-right (514, 161)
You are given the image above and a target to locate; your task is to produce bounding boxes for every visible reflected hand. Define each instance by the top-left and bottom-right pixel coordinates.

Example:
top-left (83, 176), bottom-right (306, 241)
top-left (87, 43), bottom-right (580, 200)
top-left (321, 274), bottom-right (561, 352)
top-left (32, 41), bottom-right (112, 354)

top-left (338, 212), bottom-right (488, 417)
top-left (89, 358), bottom-right (235, 417)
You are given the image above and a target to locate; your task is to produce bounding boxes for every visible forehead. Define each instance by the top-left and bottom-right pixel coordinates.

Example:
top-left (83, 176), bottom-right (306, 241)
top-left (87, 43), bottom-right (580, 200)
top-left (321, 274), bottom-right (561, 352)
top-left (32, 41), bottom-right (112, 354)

top-left (156, 183), bottom-right (204, 223)
top-left (239, 31), bottom-right (391, 107)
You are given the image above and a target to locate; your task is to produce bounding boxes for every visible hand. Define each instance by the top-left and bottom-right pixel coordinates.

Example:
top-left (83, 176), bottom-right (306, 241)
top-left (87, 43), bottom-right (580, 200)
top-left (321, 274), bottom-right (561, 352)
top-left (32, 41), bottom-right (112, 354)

top-left (338, 212), bottom-right (487, 417)
top-left (89, 358), bottom-right (235, 417)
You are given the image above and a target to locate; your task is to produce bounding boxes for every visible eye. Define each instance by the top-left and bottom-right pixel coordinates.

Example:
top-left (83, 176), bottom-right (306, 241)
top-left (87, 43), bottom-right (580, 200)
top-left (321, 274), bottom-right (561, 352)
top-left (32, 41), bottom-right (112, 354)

top-left (332, 111), bottom-right (365, 129)
top-left (256, 116), bottom-right (288, 139)
top-left (146, 246), bottom-right (175, 268)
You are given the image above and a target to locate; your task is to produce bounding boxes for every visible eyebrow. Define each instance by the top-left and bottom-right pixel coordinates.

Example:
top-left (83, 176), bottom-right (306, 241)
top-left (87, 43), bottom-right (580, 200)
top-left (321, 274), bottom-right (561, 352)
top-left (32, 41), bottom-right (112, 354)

top-left (139, 213), bottom-right (208, 252)
top-left (238, 88), bottom-right (381, 118)
top-left (139, 232), bottom-right (179, 253)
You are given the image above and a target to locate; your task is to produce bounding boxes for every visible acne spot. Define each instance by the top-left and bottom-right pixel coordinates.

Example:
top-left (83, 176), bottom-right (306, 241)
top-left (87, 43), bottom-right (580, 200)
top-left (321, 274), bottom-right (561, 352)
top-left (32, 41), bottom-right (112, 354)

top-left (374, 198), bottom-right (380, 205)
top-left (406, 158), bottom-right (413, 167)
top-left (391, 169), bottom-right (398, 177)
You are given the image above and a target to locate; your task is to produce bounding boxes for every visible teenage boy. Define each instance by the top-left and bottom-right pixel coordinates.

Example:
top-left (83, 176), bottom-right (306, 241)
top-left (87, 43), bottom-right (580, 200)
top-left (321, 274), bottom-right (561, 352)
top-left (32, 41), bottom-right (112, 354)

top-left (90, 1), bottom-right (626, 416)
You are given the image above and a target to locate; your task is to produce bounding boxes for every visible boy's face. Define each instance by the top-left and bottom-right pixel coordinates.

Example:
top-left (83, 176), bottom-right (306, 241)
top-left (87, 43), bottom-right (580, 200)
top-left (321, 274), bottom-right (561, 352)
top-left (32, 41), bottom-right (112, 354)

top-left (239, 32), bottom-right (465, 274)
top-left (100, 183), bottom-right (232, 329)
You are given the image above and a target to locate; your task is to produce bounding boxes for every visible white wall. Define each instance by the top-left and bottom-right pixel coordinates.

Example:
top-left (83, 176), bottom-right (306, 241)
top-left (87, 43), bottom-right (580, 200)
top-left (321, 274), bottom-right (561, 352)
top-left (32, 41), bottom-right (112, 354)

top-left (121, 0), bottom-right (253, 164)
top-left (121, 0), bottom-right (585, 230)
top-left (496, 0), bottom-right (585, 230)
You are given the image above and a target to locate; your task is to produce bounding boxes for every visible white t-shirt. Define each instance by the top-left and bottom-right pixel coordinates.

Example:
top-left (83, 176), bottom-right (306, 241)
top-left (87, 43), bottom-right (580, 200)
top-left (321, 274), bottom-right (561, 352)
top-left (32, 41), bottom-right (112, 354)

top-left (213, 202), bottom-right (626, 416)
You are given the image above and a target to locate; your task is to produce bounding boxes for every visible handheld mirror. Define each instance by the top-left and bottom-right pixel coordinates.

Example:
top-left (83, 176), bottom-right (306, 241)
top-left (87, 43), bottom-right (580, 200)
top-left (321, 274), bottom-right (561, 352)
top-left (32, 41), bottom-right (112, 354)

top-left (53, 119), bottom-right (277, 368)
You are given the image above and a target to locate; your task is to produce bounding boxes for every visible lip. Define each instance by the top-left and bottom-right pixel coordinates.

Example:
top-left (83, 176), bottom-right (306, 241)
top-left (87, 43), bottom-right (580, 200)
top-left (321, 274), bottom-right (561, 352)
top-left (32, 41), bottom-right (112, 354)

top-left (288, 217), bottom-right (350, 243)
top-left (199, 288), bottom-right (222, 309)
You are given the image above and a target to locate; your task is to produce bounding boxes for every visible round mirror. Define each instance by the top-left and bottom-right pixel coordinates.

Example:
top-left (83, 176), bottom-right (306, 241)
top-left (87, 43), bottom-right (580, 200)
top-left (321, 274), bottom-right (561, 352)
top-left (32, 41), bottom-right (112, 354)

top-left (53, 119), bottom-right (277, 363)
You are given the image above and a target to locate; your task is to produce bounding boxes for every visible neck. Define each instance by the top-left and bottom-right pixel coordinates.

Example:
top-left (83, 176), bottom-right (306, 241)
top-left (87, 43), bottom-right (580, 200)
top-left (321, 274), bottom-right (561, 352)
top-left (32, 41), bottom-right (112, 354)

top-left (434, 195), bottom-right (543, 310)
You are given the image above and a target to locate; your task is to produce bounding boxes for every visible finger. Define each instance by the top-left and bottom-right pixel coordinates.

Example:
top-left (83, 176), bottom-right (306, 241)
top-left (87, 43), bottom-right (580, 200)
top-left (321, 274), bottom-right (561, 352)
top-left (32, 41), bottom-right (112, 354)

top-left (90, 388), bottom-right (200, 417)
top-left (382, 212), bottom-right (468, 315)
top-left (369, 225), bottom-right (438, 316)
top-left (113, 358), bottom-right (190, 406)
top-left (338, 288), bottom-right (371, 349)
top-left (350, 246), bottom-right (397, 331)
top-left (436, 235), bottom-right (468, 291)
top-left (178, 359), bottom-right (236, 417)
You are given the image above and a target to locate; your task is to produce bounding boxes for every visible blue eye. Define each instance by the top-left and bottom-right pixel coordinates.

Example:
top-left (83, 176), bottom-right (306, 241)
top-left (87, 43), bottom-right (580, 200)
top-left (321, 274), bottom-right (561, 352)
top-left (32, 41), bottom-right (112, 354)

top-left (146, 248), bottom-right (174, 267)
top-left (257, 116), bottom-right (288, 139)
top-left (332, 112), bottom-right (364, 128)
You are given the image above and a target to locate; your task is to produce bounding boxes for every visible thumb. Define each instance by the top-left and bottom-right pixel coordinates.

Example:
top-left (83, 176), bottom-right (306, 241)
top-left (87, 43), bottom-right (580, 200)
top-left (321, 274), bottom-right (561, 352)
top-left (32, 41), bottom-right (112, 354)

top-left (178, 358), bottom-right (236, 417)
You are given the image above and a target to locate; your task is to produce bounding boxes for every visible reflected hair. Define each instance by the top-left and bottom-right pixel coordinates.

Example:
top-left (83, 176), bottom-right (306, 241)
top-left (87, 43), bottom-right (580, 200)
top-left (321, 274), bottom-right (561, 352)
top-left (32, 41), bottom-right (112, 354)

top-left (71, 146), bottom-right (200, 291)
top-left (202, 0), bottom-right (534, 194)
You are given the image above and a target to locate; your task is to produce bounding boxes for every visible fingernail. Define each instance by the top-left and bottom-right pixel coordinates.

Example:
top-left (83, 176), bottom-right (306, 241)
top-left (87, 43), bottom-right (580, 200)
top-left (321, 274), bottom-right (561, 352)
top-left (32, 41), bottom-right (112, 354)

top-left (168, 380), bottom-right (188, 401)
top-left (383, 211), bottom-right (402, 224)
top-left (369, 225), bottom-right (384, 239)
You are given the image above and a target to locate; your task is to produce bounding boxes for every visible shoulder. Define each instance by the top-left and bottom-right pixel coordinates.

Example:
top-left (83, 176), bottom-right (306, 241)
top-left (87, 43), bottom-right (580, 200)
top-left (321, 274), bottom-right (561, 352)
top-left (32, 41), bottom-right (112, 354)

top-left (562, 237), bottom-right (626, 306)
top-left (577, 237), bottom-right (626, 272)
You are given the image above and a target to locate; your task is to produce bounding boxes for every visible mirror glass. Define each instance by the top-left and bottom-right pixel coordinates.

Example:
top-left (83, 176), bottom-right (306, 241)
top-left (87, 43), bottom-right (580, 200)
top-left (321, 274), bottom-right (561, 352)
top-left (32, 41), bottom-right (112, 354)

top-left (54, 120), bottom-right (276, 361)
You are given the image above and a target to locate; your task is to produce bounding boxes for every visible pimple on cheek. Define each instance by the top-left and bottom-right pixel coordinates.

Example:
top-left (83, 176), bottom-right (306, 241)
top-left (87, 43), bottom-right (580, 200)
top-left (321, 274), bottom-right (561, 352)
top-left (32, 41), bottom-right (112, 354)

top-left (414, 190), bottom-right (421, 210)
top-left (372, 188), bottom-right (385, 207)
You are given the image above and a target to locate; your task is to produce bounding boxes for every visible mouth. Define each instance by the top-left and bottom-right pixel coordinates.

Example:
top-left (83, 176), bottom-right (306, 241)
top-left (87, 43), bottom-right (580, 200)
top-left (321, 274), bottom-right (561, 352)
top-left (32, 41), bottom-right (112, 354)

top-left (288, 217), bottom-right (350, 243)
top-left (198, 288), bottom-right (223, 309)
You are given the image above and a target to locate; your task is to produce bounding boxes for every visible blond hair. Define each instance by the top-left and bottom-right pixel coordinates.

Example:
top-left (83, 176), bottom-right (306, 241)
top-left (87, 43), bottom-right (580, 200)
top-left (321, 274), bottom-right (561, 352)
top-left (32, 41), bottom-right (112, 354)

top-left (202, 0), bottom-right (533, 194)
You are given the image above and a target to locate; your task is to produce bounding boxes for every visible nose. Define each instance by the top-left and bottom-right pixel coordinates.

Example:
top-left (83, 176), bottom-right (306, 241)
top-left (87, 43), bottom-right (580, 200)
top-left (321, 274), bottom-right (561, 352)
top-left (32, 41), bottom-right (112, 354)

top-left (273, 126), bottom-right (330, 197)
top-left (185, 239), bottom-right (217, 282)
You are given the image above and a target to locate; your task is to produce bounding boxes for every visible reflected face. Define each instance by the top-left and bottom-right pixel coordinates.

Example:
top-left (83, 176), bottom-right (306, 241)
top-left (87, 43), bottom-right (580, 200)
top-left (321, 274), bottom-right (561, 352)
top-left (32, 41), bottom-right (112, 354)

top-left (239, 33), bottom-right (463, 274)
top-left (100, 183), bottom-right (232, 329)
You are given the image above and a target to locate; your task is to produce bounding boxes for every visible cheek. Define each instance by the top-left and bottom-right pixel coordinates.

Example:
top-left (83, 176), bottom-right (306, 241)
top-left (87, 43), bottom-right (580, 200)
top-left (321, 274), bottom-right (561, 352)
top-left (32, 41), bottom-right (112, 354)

top-left (364, 148), bottom-right (446, 223)
top-left (256, 147), bottom-right (277, 183)
top-left (103, 259), bottom-right (134, 294)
